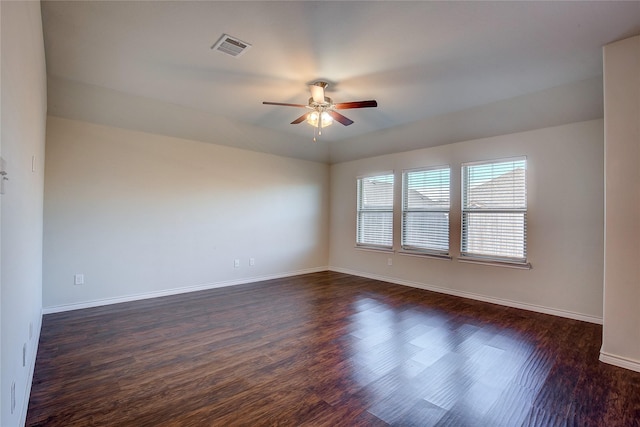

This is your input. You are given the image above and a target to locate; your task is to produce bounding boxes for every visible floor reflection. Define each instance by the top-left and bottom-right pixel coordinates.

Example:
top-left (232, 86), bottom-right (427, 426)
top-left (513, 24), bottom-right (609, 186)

top-left (346, 295), bottom-right (552, 425)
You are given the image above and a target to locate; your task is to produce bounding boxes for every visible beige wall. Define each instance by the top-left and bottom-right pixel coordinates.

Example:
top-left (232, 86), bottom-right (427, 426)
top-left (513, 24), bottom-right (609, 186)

top-left (43, 117), bottom-right (329, 310)
top-left (1, 1), bottom-right (47, 425)
top-left (330, 120), bottom-right (604, 322)
top-left (601, 35), bottom-right (640, 372)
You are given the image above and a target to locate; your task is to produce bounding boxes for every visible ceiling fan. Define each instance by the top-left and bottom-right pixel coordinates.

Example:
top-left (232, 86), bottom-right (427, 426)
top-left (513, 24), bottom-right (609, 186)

top-left (262, 81), bottom-right (377, 141)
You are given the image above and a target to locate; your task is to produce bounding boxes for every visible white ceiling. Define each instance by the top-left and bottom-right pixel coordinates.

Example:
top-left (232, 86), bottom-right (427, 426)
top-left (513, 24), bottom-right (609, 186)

top-left (41, 1), bottom-right (640, 163)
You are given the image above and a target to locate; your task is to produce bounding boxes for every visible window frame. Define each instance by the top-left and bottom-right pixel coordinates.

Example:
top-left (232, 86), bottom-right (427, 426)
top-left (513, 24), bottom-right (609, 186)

top-left (401, 165), bottom-right (451, 258)
top-left (460, 156), bottom-right (530, 268)
top-left (356, 172), bottom-right (395, 250)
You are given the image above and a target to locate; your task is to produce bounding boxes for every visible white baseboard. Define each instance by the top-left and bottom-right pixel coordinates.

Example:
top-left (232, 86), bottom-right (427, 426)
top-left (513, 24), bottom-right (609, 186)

top-left (43, 267), bottom-right (328, 314)
top-left (43, 265), bottom-right (604, 326)
top-left (20, 308), bottom-right (43, 427)
top-left (329, 266), bottom-right (603, 325)
top-left (599, 351), bottom-right (640, 373)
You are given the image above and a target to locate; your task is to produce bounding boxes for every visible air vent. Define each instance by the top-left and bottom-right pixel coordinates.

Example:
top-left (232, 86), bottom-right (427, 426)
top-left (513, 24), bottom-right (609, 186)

top-left (211, 34), bottom-right (251, 57)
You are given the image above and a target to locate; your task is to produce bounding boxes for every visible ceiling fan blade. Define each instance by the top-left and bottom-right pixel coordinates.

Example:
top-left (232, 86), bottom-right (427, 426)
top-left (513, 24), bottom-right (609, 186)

top-left (309, 84), bottom-right (325, 103)
top-left (262, 101), bottom-right (307, 108)
top-left (334, 100), bottom-right (378, 109)
top-left (327, 110), bottom-right (354, 126)
top-left (291, 113), bottom-right (310, 124)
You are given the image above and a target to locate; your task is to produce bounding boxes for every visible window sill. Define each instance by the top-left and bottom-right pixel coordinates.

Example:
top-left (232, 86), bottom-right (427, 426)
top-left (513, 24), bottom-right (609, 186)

top-left (354, 246), bottom-right (395, 254)
top-left (398, 250), bottom-right (452, 261)
top-left (457, 257), bottom-right (532, 270)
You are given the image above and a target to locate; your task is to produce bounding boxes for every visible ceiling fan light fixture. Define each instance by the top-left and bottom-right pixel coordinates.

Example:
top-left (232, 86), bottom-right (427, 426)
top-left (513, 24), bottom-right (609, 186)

top-left (307, 111), bottom-right (333, 128)
top-left (262, 80), bottom-right (377, 140)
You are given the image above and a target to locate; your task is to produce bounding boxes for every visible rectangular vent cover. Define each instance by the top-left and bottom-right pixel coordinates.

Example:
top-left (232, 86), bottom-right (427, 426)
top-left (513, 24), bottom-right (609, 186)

top-left (211, 34), bottom-right (251, 57)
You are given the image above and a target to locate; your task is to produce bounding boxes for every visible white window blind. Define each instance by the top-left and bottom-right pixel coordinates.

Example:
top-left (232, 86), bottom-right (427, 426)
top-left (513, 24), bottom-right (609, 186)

top-left (357, 173), bottom-right (394, 249)
top-left (402, 166), bottom-right (450, 255)
top-left (461, 158), bottom-right (527, 264)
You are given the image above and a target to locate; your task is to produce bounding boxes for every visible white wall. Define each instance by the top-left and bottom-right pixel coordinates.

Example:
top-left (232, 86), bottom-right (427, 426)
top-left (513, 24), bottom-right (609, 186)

top-left (330, 120), bottom-right (604, 322)
top-left (43, 117), bottom-right (329, 311)
top-left (601, 35), bottom-right (640, 372)
top-left (1, 1), bottom-right (47, 426)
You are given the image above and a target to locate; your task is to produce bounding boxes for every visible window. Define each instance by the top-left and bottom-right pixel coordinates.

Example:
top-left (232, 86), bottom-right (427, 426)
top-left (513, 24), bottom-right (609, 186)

top-left (402, 166), bottom-right (450, 256)
top-left (461, 157), bottom-right (528, 265)
top-left (356, 173), bottom-right (394, 249)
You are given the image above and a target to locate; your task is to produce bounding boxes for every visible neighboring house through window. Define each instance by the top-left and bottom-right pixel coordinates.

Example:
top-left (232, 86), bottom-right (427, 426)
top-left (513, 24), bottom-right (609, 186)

top-left (402, 166), bottom-right (450, 256)
top-left (461, 157), bottom-right (529, 265)
top-left (356, 173), bottom-right (394, 249)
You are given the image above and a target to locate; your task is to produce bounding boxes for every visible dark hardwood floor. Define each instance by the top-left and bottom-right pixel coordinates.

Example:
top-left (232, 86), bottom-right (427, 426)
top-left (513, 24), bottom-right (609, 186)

top-left (27, 271), bottom-right (640, 426)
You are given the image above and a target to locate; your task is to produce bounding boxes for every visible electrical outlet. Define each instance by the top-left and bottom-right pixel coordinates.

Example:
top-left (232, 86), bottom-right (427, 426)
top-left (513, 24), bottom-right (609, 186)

top-left (387, 258), bottom-right (393, 266)
top-left (234, 259), bottom-right (240, 268)
top-left (74, 274), bottom-right (84, 285)
top-left (249, 258), bottom-right (255, 266)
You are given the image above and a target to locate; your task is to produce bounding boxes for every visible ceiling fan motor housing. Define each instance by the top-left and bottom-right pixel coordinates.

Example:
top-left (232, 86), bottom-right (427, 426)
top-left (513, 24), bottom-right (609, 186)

top-left (308, 96), bottom-right (334, 109)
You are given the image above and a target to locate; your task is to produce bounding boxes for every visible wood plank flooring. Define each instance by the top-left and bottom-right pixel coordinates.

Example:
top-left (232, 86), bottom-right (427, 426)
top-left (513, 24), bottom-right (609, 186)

top-left (27, 272), bottom-right (640, 426)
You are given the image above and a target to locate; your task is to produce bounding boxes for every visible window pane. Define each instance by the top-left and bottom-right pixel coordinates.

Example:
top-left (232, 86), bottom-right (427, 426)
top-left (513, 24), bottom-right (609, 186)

top-left (462, 212), bottom-right (526, 260)
top-left (406, 168), bottom-right (450, 209)
top-left (403, 211), bottom-right (449, 251)
top-left (463, 159), bottom-right (526, 210)
top-left (361, 175), bottom-right (394, 210)
top-left (402, 167), bottom-right (450, 254)
top-left (357, 211), bottom-right (393, 247)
